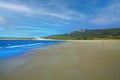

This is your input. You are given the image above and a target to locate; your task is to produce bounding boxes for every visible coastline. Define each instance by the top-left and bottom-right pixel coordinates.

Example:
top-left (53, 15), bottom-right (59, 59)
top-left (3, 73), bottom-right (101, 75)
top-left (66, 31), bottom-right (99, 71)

top-left (0, 40), bottom-right (120, 80)
top-left (0, 40), bottom-right (63, 59)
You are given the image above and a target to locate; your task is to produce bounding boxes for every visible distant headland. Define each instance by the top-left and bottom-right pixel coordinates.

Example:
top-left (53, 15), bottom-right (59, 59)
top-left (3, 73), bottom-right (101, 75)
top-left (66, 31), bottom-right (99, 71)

top-left (46, 28), bottom-right (120, 40)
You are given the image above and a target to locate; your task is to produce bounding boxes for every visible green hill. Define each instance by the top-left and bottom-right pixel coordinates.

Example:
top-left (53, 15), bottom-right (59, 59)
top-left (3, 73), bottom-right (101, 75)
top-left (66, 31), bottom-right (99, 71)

top-left (46, 28), bottom-right (120, 40)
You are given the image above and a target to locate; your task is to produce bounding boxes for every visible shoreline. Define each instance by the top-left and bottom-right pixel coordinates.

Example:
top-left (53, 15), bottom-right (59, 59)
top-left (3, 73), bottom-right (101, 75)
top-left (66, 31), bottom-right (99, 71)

top-left (0, 40), bottom-right (63, 59)
top-left (0, 40), bottom-right (120, 80)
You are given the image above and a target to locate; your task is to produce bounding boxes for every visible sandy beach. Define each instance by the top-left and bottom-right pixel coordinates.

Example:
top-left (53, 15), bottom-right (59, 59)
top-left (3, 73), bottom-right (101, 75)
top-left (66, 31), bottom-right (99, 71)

top-left (0, 40), bottom-right (120, 80)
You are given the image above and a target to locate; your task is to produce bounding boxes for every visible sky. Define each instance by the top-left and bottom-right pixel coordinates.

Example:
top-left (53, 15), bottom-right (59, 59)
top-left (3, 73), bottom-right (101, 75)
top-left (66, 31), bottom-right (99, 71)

top-left (0, 0), bottom-right (120, 37)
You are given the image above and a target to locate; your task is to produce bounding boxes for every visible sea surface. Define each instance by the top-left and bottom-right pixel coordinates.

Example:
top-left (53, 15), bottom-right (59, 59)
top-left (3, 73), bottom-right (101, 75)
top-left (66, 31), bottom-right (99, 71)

top-left (0, 40), bottom-right (62, 59)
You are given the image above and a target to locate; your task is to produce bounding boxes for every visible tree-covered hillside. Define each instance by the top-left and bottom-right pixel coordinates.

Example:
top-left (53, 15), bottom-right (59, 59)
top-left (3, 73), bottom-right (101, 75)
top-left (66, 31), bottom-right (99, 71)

top-left (46, 28), bottom-right (120, 40)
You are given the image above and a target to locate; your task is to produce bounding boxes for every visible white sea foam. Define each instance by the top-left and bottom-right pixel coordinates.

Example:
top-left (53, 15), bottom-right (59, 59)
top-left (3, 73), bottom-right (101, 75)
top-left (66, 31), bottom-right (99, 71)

top-left (5, 43), bottom-right (43, 48)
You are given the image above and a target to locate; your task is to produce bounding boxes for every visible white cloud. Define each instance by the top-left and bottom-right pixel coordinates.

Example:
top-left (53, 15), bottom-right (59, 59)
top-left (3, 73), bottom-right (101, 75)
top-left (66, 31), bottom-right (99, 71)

top-left (0, 17), bottom-right (9, 25)
top-left (0, 2), bottom-right (85, 20)
top-left (0, 2), bottom-right (34, 13)
top-left (89, 2), bottom-right (120, 25)
top-left (44, 13), bottom-right (71, 20)
top-left (0, 17), bottom-right (4, 22)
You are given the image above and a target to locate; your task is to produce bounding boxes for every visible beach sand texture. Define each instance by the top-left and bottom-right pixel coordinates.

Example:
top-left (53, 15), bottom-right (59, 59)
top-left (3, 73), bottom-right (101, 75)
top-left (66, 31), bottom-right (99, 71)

top-left (0, 40), bottom-right (120, 80)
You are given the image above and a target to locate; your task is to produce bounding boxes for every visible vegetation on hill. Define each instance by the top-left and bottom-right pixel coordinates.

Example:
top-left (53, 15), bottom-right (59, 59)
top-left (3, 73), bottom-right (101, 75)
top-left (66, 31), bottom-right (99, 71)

top-left (46, 28), bottom-right (120, 40)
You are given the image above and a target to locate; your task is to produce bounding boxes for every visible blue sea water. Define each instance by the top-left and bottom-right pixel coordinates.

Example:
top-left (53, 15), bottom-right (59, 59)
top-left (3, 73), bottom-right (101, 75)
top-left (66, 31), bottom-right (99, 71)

top-left (0, 40), bottom-right (62, 59)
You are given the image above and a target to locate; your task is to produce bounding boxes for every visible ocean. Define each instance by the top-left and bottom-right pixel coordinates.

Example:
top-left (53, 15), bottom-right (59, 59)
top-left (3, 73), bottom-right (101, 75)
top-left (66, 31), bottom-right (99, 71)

top-left (0, 40), bottom-right (62, 59)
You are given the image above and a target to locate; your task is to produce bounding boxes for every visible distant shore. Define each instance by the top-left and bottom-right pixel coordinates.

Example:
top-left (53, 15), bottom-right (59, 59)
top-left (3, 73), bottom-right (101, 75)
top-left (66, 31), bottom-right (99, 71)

top-left (0, 40), bottom-right (120, 80)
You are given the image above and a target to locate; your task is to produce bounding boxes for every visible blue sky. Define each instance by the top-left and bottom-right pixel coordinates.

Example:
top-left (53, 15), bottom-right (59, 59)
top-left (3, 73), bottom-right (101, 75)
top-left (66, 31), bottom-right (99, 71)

top-left (0, 0), bottom-right (120, 37)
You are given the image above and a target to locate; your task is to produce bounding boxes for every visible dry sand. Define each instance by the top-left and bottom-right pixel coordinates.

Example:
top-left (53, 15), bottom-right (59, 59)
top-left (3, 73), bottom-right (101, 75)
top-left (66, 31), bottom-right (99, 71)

top-left (0, 40), bottom-right (120, 80)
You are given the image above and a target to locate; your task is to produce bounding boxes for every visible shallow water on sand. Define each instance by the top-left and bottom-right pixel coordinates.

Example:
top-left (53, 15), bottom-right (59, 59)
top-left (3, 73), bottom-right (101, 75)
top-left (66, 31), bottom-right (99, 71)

top-left (0, 40), bottom-right (62, 59)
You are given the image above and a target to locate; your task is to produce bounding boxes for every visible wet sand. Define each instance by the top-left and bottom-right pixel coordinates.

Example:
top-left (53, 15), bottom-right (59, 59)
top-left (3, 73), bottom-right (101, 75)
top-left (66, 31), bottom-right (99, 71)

top-left (0, 40), bottom-right (120, 80)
